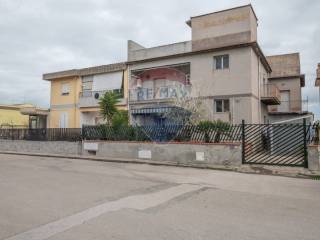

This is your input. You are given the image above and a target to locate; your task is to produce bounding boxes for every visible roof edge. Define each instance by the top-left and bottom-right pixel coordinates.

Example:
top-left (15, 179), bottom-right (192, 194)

top-left (269, 74), bottom-right (305, 87)
top-left (127, 41), bottom-right (272, 73)
top-left (188, 4), bottom-right (258, 23)
top-left (43, 62), bottom-right (127, 81)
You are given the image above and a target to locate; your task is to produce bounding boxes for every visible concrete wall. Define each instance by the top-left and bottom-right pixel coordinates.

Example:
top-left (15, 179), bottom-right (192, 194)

top-left (266, 53), bottom-right (301, 78)
top-left (83, 141), bottom-right (242, 168)
top-left (190, 5), bottom-right (257, 51)
top-left (0, 139), bottom-right (242, 168)
top-left (0, 107), bottom-right (29, 127)
top-left (128, 41), bottom-right (192, 62)
top-left (0, 140), bottom-right (82, 155)
top-left (268, 77), bottom-right (302, 111)
top-left (308, 145), bottom-right (320, 171)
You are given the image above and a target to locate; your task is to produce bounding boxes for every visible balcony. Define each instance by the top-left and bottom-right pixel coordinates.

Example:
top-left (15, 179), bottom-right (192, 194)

top-left (261, 84), bottom-right (281, 105)
top-left (129, 85), bottom-right (191, 102)
top-left (78, 89), bottom-right (126, 108)
top-left (268, 100), bottom-right (309, 114)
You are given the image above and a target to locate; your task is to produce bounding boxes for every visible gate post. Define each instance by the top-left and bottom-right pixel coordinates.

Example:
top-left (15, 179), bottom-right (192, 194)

top-left (303, 118), bottom-right (308, 168)
top-left (242, 120), bottom-right (245, 164)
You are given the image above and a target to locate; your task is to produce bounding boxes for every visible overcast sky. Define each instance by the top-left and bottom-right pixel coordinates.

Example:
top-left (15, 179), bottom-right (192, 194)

top-left (0, 0), bottom-right (319, 119)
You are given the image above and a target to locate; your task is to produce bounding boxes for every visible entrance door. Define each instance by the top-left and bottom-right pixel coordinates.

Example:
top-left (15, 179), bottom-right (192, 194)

top-left (278, 91), bottom-right (290, 112)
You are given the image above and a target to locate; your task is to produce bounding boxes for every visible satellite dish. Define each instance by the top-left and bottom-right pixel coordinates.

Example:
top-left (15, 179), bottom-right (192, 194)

top-left (94, 93), bottom-right (100, 99)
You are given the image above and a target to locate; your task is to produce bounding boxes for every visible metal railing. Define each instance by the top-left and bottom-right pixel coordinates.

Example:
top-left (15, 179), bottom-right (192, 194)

top-left (79, 89), bottom-right (123, 98)
top-left (261, 84), bottom-right (280, 100)
top-left (82, 124), bottom-right (242, 143)
top-left (268, 100), bottom-right (309, 113)
top-left (0, 128), bottom-right (82, 141)
top-left (129, 85), bottom-right (190, 102)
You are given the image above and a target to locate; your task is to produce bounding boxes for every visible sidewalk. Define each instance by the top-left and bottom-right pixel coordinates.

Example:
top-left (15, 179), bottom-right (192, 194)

top-left (1, 150), bottom-right (319, 179)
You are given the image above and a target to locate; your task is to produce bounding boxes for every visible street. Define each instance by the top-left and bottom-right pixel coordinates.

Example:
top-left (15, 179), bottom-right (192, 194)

top-left (0, 153), bottom-right (319, 240)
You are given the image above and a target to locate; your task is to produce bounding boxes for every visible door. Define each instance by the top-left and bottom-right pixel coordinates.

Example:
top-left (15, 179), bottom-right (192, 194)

top-left (59, 112), bottom-right (68, 128)
top-left (278, 91), bottom-right (290, 112)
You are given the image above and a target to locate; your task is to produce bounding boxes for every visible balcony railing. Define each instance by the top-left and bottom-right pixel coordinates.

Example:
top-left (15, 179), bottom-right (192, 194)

top-left (79, 89), bottom-right (123, 98)
top-left (261, 84), bottom-right (281, 105)
top-left (130, 86), bottom-right (191, 102)
top-left (268, 100), bottom-right (309, 113)
top-left (79, 89), bottom-right (126, 108)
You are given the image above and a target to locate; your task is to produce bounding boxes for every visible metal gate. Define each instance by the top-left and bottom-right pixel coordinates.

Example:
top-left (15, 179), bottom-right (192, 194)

top-left (242, 122), bottom-right (308, 167)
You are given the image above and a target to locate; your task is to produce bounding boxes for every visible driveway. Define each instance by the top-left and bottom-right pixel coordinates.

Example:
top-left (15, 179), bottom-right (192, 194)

top-left (0, 153), bottom-right (319, 240)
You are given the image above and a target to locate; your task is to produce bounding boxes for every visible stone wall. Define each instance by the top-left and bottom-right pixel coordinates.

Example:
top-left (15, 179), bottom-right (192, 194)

top-left (83, 141), bottom-right (242, 168)
top-left (0, 140), bottom-right (242, 168)
top-left (0, 140), bottom-right (82, 156)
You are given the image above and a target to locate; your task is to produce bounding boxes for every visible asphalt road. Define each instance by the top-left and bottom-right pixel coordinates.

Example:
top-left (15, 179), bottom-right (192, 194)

top-left (0, 153), bottom-right (319, 240)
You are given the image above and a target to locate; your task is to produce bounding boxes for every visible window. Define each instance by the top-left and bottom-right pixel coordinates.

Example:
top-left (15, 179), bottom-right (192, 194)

top-left (215, 99), bottom-right (230, 113)
top-left (82, 76), bottom-right (93, 91)
top-left (214, 55), bottom-right (229, 70)
top-left (61, 83), bottom-right (70, 95)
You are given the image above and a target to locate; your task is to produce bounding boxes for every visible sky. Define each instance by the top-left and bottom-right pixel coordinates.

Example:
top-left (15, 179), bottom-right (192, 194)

top-left (0, 0), bottom-right (319, 119)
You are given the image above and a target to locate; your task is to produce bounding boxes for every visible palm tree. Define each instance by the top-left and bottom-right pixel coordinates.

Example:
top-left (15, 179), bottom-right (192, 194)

top-left (99, 91), bottom-right (121, 125)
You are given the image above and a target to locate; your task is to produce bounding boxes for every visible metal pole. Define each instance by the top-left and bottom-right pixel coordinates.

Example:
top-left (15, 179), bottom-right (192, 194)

top-left (242, 119), bottom-right (245, 164)
top-left (303, 118), bottom-right (308, 168)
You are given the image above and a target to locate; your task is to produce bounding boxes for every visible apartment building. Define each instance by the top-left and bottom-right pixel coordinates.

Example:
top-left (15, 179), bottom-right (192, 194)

top-left (267, 53), bottom-right (311, 123)
top-left (128, 5), bottom-right (279, 125)
top-left (43, 63), bottom-right (128, 128)
top-left (43, 4), bottom-right (312, 128)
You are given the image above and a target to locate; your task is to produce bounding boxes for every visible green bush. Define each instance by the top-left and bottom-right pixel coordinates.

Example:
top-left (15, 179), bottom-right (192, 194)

top-left (197, 120), bottom-right (231, 143)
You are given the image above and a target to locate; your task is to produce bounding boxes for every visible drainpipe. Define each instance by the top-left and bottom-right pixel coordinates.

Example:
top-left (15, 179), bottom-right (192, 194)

top-left (232, 97), bottom-right (235, 124)
top-left (257, 56), bottom-right (261, 124)
top-left (127, 65), bottom-right (132, 125)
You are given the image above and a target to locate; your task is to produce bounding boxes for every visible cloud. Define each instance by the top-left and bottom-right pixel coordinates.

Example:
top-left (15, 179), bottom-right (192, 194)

top-left (0, 0), bottom-right (319, 119)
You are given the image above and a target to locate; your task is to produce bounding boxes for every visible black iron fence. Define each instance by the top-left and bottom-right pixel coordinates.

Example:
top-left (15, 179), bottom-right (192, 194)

top-left (82, 124), bottom-right (242, 143)
top-left (0, 122), bottom-right (319, 168)
top-left (242, 121), bottom-right (319, 167)
top-left (0, 128), bottom-right (82, 141)
top-left (0, 123), bottom-right (318, 145)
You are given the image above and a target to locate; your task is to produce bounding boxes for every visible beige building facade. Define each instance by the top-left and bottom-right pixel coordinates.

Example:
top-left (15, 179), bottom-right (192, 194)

top-left (128, 5), bottom-right (285, 125)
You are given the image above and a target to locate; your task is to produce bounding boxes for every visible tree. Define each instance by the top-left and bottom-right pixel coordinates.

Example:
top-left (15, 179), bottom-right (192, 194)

top-left (99, 91), bottom-right (121, 125)
top-left (163, 95), bottom-right (207, 125)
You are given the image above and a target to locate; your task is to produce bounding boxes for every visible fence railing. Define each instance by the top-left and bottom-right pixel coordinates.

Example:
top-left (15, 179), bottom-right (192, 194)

top-left (79, 89), bottom-right (124, 98)
top-left (0, 128), bottom-right (82, 141)
top-left (82, 124), bottom-right (242, 143)
top-left (0, 123), bottom-right (318, 145)
top-left (129, 85), bottom-right (191, 102)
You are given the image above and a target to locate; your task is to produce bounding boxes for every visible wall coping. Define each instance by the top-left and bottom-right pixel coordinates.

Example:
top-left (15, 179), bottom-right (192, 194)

top-left (82, 140), bottom-right (241, 146)
top-left (308, 145), bottom-right (320, 148)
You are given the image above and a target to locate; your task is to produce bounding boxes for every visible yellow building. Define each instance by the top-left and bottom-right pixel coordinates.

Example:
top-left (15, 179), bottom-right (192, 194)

top-left (43, 63), bottom-right (128, 128)
top-left (0, 104), bottom-right (48, 128)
